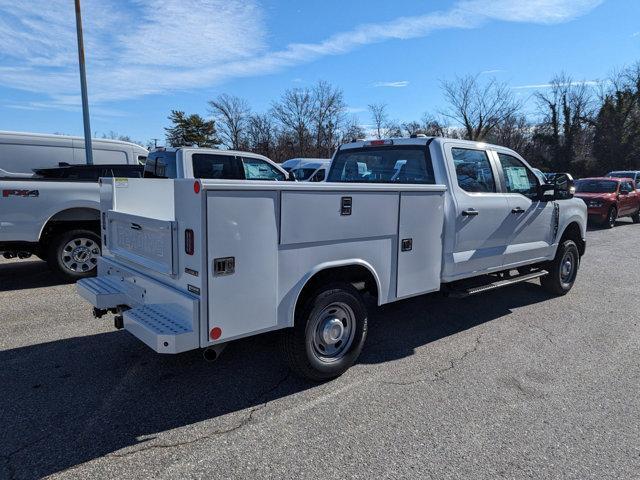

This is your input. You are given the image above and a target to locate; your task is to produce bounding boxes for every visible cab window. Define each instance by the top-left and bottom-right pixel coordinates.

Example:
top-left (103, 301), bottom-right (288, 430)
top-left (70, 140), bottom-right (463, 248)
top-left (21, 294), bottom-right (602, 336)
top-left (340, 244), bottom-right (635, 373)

top-left (621, 181), bottom-right (633, 193)
top-left (497, 153), bottom-right (539, 198)
top-left (451, 148), bottom-right (496, 193)
top-left (242, 157), bottom-right (285, 181)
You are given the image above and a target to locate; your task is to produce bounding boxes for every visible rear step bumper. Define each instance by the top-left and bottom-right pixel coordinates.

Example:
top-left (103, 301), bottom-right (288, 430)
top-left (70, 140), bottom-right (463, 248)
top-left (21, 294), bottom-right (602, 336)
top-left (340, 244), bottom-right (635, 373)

top-left (77, 258), bottom-right (200, 354)
top-left (446, 270), bottom-right (549, 298)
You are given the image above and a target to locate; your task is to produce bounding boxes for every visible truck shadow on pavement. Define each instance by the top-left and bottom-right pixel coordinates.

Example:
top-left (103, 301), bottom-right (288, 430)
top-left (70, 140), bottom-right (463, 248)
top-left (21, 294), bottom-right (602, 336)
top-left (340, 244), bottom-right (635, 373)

top-left (0, 259), bottom-right (69, 291)
top-left (0, 283), bottom-right (554, 479)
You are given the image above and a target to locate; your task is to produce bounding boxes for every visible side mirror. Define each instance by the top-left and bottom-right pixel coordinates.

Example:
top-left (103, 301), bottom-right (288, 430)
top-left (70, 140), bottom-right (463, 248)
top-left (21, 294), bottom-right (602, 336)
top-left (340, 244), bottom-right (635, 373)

top-left (538, 184), bottom-right (556, 201)
top-left (286, 170), bottom-right (297, 182)
top-left (619, 190), bottom-right (629, 196)
top-left (538, 173), bottom-right (574, 201)
top-left (553, 173), bottom-right (574, 200)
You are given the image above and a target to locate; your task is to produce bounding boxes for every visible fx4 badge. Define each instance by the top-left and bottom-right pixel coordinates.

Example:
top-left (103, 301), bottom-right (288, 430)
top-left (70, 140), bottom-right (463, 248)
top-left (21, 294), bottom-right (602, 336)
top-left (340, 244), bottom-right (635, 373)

top-left (2, 189), bottom-right (39, 198)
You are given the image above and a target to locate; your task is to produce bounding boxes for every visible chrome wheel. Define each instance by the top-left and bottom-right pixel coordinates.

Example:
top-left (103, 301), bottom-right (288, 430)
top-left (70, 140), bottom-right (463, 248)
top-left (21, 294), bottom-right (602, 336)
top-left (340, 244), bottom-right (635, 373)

top-left (61, 237), bottom-right (100, 273)
top-left (309, 302), bottom-right (356, 362)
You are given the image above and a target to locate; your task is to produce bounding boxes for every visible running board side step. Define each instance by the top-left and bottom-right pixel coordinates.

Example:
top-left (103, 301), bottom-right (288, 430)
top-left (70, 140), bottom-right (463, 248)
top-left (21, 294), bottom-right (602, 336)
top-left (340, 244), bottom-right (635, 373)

top-left (445, 270), bottom-right (549, 298)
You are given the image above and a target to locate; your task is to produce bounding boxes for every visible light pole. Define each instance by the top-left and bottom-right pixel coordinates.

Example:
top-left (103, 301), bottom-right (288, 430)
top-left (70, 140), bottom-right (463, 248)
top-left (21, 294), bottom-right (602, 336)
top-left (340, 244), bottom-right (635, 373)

top-left (74, 0), bottom-right (93, 165)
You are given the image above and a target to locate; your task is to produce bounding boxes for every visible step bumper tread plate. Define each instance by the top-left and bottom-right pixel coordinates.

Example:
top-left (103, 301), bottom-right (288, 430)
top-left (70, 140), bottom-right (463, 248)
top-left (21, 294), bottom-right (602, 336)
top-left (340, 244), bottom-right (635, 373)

top-left (77, 276), bottom-right (128, 309)
top-left (123, 304), bottom-right (198, 354)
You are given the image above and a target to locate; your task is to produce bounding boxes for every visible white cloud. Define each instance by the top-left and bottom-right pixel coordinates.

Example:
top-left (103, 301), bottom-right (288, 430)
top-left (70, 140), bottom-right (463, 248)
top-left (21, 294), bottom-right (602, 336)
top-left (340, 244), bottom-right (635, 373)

top-left (480, 69), bottom-right (506, 75)
top-left (373, 81), bottom-right (410, 88)
top-left (0, 0), bottom-right (603, 109)
top-left (457, 0), bottom-right (603, 24)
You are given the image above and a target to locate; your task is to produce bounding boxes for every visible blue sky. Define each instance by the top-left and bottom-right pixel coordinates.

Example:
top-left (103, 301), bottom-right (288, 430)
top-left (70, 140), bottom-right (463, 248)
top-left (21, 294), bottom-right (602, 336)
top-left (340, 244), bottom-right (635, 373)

top-left (0, 0), bottom-right (638, 145)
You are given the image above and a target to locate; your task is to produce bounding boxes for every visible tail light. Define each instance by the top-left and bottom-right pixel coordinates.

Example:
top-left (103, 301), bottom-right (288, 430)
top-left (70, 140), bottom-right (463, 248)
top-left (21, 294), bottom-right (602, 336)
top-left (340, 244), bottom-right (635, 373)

top-left (185, 229), bottom-right (194, 255)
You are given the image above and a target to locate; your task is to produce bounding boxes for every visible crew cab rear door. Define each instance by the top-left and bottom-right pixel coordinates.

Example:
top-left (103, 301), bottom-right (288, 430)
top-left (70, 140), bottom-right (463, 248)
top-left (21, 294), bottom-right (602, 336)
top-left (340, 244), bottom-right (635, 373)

top-left (492, 151), bottom-right (555, 266)
top-left (444, 144), bottom-right (511, 278)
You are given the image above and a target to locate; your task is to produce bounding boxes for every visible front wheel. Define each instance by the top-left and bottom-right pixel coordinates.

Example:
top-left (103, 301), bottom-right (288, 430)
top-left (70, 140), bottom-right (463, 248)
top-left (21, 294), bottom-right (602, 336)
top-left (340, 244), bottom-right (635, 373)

top-left (47, 229), bottom-right (101, 281)
top-left (281, 283), bottom-right (368, 381)
top-left (540, 240), bottom-right (580, 296)
top-left (604, 206), bottom-right (617, 229)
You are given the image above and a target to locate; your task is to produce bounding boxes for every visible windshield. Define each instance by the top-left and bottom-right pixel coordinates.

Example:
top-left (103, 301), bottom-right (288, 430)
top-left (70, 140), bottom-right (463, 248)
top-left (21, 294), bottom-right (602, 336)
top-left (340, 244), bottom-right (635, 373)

top-left (608, 172), bottom-right (634, 179)
top-left (575, 179), bottom-right (618, 193)
top-left (327, 146), bottom-right (435, 184)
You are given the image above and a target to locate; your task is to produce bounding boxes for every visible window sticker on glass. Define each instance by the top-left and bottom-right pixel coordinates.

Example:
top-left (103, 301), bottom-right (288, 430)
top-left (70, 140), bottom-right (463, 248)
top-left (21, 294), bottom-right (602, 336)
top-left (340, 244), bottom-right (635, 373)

top-left (505, 167), bottom-right (530, 191)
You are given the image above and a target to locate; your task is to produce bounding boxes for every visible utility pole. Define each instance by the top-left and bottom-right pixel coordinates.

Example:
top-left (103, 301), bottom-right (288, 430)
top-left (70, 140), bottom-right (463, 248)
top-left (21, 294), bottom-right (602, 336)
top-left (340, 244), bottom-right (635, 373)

top-left (74, 0), bottom-right (93, 165)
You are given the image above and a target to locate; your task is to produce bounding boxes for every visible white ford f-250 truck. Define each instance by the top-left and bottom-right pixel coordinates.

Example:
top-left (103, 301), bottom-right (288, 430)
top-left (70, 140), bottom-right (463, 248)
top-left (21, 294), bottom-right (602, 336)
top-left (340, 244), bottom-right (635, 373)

top-left (77, 137), bottom-right (587, 380)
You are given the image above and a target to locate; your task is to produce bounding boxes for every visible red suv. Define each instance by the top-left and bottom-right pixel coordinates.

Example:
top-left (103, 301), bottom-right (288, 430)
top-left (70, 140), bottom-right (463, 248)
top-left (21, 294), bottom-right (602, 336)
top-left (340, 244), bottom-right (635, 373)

top-left (575, 177), bottom-right (640, 228)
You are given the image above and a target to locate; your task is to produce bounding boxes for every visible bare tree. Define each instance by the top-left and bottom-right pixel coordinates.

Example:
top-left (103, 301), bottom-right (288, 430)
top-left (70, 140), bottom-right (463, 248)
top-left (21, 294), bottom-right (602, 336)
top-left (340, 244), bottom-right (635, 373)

top-left (441, 75), bottom-right (521, 141)
top-left (402, 121), bottom-right (422, 137)
top-left (246, 113), bottom-right (277, 159)
top-left (311, 81), bottom-right (346, 156)
top-left (340, 115), bottom-right (366, 143)
top-left (486, 114), bottom-right (531, 153)
top-left (420, 114), bottom-right (447, 137)
top-left (533, 74), bottom-right (594, 172)
top-left (368, 103), bottom-right (388, 139)
top-left (208, 94), bottom-right (251, 150)
top-left (384, 120), bottom-right (403, 138)
top-left (272, 88), bottom-right (314, 155)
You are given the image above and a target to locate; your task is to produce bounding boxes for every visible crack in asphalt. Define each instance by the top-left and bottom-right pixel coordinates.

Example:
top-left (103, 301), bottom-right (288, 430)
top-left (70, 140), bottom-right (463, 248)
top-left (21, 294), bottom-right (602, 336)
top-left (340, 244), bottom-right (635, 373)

top-left (106, 370), bottom-right (292, 460)
top-left (381, 332), bottom-right (484, 387)
top-left (526, 322), bottom-right (557, 345)
top-left (1, 435), bottom-right (48, 480)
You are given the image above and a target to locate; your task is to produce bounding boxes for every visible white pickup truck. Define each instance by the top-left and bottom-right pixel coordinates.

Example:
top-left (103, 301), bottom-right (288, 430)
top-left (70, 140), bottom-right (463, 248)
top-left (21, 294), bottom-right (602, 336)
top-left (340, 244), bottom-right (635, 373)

top-left (0, 147), bottom-right (288, 280)
top-left (0, 164), bottom-right (143, 279)
top-left (77, 137), bottom-right (587, 380)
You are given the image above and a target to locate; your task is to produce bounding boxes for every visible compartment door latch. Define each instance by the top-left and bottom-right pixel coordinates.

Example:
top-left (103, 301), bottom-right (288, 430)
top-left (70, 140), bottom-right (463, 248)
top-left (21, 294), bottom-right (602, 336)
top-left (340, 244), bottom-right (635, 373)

top-left (213, 257), bottom-right (235, 276)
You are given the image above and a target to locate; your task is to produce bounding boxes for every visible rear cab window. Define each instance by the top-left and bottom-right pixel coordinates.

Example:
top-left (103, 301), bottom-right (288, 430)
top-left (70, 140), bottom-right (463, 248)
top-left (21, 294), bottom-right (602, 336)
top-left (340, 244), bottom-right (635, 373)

top-left (327, 145), bottom-right (435, 184)
top-left (144, 151), bottom-right (177, 178)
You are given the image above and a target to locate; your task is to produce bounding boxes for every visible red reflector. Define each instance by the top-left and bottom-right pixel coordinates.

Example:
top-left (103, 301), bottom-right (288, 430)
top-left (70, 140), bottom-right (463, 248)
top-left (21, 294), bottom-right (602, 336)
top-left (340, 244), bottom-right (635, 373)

top-left (194, 181), bottom-right (201, 194)
top-left (370, 140), bottom-right (386, 145)
top-left (185, 229), bottom-right (194, 255)
top-left (210, 327), bottom-right (222, 340)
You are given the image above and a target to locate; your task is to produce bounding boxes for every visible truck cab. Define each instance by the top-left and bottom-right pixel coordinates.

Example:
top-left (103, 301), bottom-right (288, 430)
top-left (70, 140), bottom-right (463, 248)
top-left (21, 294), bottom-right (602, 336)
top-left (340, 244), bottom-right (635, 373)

top-left (144, 147), bottom-right (290, 181)
top-left (328, 137), bottom-right (586, 281)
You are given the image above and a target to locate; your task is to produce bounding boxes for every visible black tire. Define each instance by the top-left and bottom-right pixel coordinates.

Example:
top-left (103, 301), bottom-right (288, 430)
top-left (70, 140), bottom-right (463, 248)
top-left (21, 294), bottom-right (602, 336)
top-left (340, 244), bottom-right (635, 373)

top-left (631, 209), bottom-right (640, 224)
top-left (282, 282), bottom-right (368, 381)
top-left (603, 206), bottom-right (617, 229)
top-left (540, 240), bottom-right (580, 296)
top-left (47, 229), bottom-right (101, 281)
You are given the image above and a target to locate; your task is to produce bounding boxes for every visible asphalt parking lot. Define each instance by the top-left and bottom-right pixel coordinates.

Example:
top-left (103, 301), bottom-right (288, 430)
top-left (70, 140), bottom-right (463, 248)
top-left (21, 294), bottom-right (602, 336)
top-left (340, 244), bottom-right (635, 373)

top-left (1, 222), bottom-right (639, 480)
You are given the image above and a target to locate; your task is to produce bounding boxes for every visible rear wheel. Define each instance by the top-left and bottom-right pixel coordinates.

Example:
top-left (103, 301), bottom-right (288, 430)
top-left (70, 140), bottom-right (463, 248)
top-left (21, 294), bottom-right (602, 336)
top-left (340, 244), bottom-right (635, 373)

top-left (282, 283), bottom-right (368, 381)
top-left (47, 229), bottom-right (101, 281)
top-left (540, 240), bottom-right (580, 296)
top-left (631, 209), bottom-right (640, 224)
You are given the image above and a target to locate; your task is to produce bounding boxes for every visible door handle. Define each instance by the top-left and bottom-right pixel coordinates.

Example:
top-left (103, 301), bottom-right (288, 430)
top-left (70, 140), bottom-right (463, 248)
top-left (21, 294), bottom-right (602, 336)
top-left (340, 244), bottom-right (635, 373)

top-left (511, 207), bottom-right (525, 214)
top-left (461, 209), bottom-right (479, 217)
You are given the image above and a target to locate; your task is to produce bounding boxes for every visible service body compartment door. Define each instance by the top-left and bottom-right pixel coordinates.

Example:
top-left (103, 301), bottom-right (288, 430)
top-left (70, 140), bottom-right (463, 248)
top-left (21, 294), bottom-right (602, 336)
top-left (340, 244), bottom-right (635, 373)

top-left (206, 191), bottom-right (279, 341)
top-left (396, 192), bottom-right (444, 298)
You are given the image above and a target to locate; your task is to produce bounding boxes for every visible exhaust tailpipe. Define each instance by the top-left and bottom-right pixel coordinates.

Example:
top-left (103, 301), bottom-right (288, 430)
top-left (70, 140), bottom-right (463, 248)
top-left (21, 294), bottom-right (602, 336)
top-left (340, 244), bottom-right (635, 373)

top-left (203, 343), bottom-right (227, 362)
